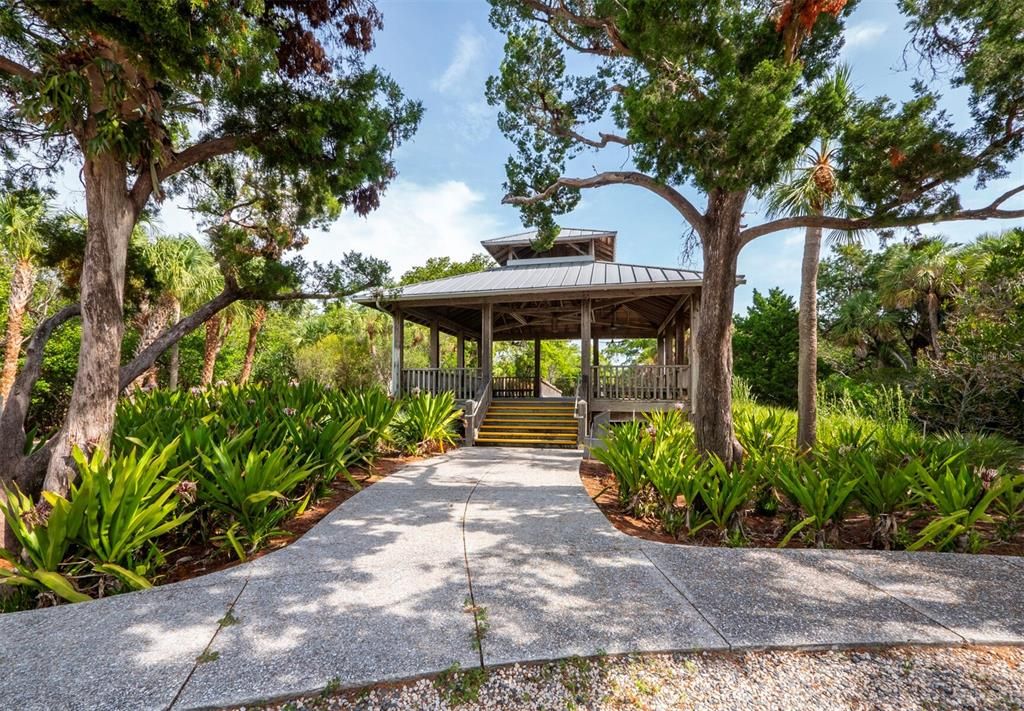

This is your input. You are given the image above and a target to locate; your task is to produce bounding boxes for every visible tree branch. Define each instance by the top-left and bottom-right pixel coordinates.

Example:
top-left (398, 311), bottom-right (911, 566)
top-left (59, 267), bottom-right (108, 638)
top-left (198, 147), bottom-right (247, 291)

top-left (0, 55), bottom-right (37, 80)
top-left (119, 288), bottom-right (240, 390)
top-left (740, 183), bottom-right (1024, 245)
top-left (117, 280), bottom-right (375, 390)
top-left (129, 134), bottom-right (246, 211)
top-left (504, 171), bottom-right (707, 236)
top-left (519, 0), bottom-right (632, 56)
top-left (0, 304), bottom-right (81, 487)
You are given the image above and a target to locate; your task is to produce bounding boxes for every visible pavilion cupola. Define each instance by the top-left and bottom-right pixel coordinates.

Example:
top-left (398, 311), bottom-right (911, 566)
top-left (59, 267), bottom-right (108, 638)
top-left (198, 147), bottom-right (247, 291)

top-left (480, 227), bottom-right (617, 266)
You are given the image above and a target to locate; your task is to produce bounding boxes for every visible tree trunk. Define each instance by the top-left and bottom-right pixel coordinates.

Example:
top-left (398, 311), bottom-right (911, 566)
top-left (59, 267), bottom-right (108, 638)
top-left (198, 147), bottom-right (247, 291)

top-left (201, 315), bottom-right (222, 387)
top-left (927, 291), bottom-right (942, 359)
top-left (797, 223), bottom-right (822, 452)
top-left (693, 189), bottom-right (745, 467)
top-left (0, 258), bottom-right (35, 406)
top-left (238, 305), bottom-right (266, 385)
top-left (168, 298), bottom-right (181, 390)
top-left (129, 295), bottom-right (171, 390)
top-left (42, 155), bottom-right (136, 496)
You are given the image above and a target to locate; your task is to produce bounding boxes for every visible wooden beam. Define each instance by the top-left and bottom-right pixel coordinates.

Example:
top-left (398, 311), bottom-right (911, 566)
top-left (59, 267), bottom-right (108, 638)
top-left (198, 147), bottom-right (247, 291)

top-left (580, 299), bottom-right (592, 437)
top-left (457, 332), bottom-right (465, 368)
top-left (657, 294), bottom-right (689, 335)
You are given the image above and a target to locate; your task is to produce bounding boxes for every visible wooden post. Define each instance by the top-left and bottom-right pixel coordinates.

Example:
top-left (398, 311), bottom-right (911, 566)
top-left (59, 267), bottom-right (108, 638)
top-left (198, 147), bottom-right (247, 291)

top-left (429, 320), bottom-right (440, 369)
top-left (456, 332), bottom-right (465, 369)
top-left (580, 299), bottom-right (591, 442)
top-left (481, 303), bottom-right (493, 384)
top-left (593, 337), bottom-right (600, 367)
top-left (674, 311), bottom-right (686, 366)
top-left (391, 307), bottom-right (404, 398)
top-left (533, 337), bottom-right (541, 398)
top-left (690, 298), bottom-right (700, 416)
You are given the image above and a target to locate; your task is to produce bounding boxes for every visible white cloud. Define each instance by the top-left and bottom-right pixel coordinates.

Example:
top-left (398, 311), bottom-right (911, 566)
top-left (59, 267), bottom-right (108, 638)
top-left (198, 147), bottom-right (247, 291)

top-left (434, 26), bottom-right (485, 94)
top-left (845, 22), bottom-right (887, 49)
top-left (305, 179), bottom-right (507, 279)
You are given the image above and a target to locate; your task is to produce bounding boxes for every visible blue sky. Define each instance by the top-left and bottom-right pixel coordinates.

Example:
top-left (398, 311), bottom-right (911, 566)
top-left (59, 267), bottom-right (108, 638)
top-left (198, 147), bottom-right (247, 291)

top-left (144, 2), bottom-right (1024, 312)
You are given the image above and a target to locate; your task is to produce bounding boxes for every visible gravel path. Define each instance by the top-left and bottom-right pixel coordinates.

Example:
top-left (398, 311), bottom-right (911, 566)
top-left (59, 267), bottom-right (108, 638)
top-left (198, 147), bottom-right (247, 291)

top-left (234, 646), bottom-right (1024, 711)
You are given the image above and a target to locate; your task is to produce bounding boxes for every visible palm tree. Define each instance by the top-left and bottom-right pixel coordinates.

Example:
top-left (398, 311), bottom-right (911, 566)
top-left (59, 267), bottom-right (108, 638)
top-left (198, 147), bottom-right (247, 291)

top-left (201, 299), bottom-right (244, 386)
top-left (238, 302), bottom-right (268, 385)
top-left (765, 130), bottom-right (860, 451)
top-left (0, 194), bottom-right (44, 404)
top-left (878, 239), bottom-right (973, 361)
top-left (830, 290), bottom-right (909, 369)
top-left (143, 235), bottom-right (220, 389)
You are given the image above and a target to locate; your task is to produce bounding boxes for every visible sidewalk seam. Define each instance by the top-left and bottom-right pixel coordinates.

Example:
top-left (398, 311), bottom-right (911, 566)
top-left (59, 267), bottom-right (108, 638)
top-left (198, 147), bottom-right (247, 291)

top-left (640, 548), bottom-right (733, 651)
top-left (166, 578), bottom-right (250, 710)
top-left (459, 465), bottom-right (492, 670)
top-left (824, 559), bottom-right (969, 645)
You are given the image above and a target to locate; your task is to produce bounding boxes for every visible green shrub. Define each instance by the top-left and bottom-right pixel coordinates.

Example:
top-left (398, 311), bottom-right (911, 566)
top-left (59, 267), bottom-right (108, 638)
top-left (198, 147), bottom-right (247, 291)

top-left (0, 485), bottom-right (90, 603)
top-left (850, 453), bottom-right (917, 550)
top-left (909, 457), bottom-right (1008, 553)
top-left (700, 455), bottom-right (757, 542)
top-left (777, 458), bottom-right (860, 548)
top-left (336, 387), bottom-right (401, 460)
top-left (994, 473), bottom-right (1024, 541)
top-left (593, 421), bottom-right (652, 514)
top-left (395, 391), bottom-right (461, 454)
top-left (1, 441), bottom-right (192, 601)
top-left (69, 442), bottom-right (193, 590)
top-left (197, 434), bottom-right (315, 559)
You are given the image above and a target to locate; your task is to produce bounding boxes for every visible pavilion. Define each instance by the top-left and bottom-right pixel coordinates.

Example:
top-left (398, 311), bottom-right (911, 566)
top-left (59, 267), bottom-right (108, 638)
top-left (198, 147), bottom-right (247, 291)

top-left (353, 228), bottom-right (716, 447)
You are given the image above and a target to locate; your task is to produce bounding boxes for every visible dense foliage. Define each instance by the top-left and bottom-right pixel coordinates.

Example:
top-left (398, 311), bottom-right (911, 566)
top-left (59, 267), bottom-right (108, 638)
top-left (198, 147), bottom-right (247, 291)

top-left (1, 382), bottom-right (460, 609)
top-left (595, 387), bottom-right (1024, 552)
top-left (732, 289), bottom-right (800, 407)
top-left (819, 230), bottom-right (1024, 440)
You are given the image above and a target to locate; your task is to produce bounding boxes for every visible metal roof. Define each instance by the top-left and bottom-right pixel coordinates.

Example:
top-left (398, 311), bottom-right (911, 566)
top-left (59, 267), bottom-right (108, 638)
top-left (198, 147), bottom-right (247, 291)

top-left (480, 227), bottom-right (616, 246)
top-left (352, 259), bottom-right (705, 305)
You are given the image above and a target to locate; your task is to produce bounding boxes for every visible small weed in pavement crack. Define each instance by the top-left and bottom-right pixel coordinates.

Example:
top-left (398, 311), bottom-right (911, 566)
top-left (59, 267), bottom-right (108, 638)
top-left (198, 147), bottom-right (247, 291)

top-left (196, 649), bottom-right (220, 664)
top-left (463, 597), bottom-right (489, 652)
top-left (434, 662), bottom-right (487, 706)
top-left (217, 609), bottom-right (240, 627)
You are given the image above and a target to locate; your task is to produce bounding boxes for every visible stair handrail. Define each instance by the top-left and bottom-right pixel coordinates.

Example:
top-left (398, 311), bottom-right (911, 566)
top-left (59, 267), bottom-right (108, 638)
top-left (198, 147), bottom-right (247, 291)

top-left (573, 373), bottom-right (588, 445)
top-left (462, 376), bottom-right (492, 446)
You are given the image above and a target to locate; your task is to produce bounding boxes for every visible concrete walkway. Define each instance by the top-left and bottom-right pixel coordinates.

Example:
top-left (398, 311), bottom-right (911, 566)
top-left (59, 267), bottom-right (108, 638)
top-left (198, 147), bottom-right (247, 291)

top-left (2, 447), bottom-right (1023, 710)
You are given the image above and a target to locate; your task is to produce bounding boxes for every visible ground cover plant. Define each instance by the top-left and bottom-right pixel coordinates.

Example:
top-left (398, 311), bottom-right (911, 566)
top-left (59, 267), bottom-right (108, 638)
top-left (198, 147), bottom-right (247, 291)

top-left (590, 384), bottom-right (1024, 554)
top-left (0, 382), bottom-right (462, 609)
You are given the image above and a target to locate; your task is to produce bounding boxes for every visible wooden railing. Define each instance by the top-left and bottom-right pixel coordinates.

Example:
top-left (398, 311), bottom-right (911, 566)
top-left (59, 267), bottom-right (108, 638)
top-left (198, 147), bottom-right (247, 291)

top-left (462, 377), bottom-right (492, 446)
top-left (493, 376), bottom-right (534, 399)
top-left (401, 368), bottom-right (482, 400)
top-left (592, 364), bottom-right (690, 401)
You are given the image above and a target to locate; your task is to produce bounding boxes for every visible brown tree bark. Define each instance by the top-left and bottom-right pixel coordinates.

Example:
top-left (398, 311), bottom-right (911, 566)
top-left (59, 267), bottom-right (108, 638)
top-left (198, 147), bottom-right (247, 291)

top-left (42, 154), bottom-right (136, 496)
top-left (927, 291), bottom-right (942, 359)
top-left (0, 258), bottom-right (35, 405)
top-left (168, 298), bottom-right (182, 390)
top-left (129, 295), bottom-right (172, 390)
top-left (201, 312), bottom-right (233, 386)
top-left (797, 222), bottom-right (822, 452)
top-left (238, 304), bottom-right (266, 385)
top-left (693, 189), bottom-right (746, 467)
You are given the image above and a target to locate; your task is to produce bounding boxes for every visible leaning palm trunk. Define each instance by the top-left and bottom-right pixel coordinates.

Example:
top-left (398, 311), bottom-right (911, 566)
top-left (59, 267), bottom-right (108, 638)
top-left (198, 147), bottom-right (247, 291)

top-left (927, 291), bottom-right (942, 359)
top-left (130, 295), bottom-right (172, 390)
top-left (797, 220), bottom-right (822, 452)
top-left (201, 312), bottom-right (234, 386)
top-left (0, 258), bottom-right (34, 404)
top-left (168, 298), bottom-right (182, 390)
top-left (238, 305), bottom-right (266, 385)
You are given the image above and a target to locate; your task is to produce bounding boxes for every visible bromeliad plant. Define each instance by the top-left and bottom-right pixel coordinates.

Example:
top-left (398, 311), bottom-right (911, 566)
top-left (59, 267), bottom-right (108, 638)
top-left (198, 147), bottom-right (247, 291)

top-left (909, 458), bottom-right (1009, 553)
top-left (395, 391), bottom-right (461, 454)
top-left (69, 443), bottom-right (194, 592)
top-left (777, 458), bottom-right (861, 549)
top-left (197, 435), bottom-right (315, 560)
top-left (0, 441), bottom-right (194, 602)
top-left (336, 388), bottom-right (401, 461)
top-left (700, 455), bottom-right (758, 544)
top-left (850, 453), bottom-right (918, 550)
top-left (594, 420), bottom-right (652, 515)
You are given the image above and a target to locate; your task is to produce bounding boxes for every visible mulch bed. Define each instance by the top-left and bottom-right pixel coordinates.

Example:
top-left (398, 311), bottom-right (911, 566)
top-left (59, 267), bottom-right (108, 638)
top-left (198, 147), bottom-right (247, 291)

top-left (161, 455), bottom-right (418, 584)
top-left (579, 458), bottom-right (1024, 555)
